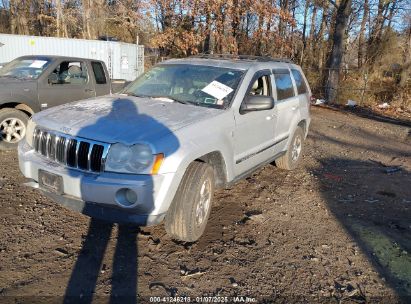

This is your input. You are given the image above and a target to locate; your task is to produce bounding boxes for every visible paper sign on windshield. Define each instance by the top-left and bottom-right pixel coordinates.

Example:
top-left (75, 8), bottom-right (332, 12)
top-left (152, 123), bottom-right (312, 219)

top-left (201, 81), bottom-right (233, 100)
top-left (29, 60), bottom-right (47, 68)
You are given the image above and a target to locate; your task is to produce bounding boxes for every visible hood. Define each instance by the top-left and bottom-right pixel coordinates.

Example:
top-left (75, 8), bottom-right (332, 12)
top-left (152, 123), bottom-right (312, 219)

top-left (0, 78), bottom-right (34, 95)
top-left (33, 95), bottom-right (222, 145)
top-left (0, 77), bottom-right (33, 85)
top-left (0, 78), bottom-right (21, 93)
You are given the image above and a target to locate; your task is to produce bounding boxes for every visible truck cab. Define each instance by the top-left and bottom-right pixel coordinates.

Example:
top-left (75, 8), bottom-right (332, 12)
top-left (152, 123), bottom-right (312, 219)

top-left (0, 56), bottom-right (112, 150)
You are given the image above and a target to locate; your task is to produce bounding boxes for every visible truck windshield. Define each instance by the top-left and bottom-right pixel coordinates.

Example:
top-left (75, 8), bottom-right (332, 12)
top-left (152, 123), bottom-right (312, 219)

top-left (0, 57), bottom-right (51, 80)
top-left (123, 64), bottom-right (245, 108)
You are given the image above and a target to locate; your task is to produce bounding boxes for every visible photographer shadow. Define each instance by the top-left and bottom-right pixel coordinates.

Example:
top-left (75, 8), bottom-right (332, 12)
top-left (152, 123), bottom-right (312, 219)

top-left (62, 98), bottom-right (180, 303)
top-left (63, 220), bottom-right (138, 304)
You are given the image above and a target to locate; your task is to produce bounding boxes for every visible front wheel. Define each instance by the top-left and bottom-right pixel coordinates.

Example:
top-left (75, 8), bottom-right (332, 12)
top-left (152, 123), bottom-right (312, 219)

top-left (165, 162), bottom-right (215, 242)
top-left (0, 108), bottom-right (29, 150)
top-left (275, 126), bottom-right (305, 170)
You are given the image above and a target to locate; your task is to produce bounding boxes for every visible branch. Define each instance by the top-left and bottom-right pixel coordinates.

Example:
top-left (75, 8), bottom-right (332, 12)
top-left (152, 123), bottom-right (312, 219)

top-left (327, 0), bottom-right (338, 8)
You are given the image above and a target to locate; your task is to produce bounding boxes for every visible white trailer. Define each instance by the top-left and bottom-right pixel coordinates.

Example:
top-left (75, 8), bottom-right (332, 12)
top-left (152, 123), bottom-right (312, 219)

top-left (0, 33), bottom-right (144, 81)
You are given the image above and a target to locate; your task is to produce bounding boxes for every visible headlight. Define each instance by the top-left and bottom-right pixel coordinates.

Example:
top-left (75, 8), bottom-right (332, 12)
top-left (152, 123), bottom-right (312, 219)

top-left (26, 119), bottom-right (36, 147)
top-left (105, 143), bottom-right (163, 174)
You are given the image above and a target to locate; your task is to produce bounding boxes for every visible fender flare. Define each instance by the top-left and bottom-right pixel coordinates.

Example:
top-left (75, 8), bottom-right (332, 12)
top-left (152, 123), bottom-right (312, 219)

top-left (15, 103), bottom-right (35, 115)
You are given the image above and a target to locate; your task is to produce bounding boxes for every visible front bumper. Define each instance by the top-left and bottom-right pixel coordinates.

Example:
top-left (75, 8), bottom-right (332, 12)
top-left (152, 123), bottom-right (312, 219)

top-left (18, 141), bottom-right (179, 226)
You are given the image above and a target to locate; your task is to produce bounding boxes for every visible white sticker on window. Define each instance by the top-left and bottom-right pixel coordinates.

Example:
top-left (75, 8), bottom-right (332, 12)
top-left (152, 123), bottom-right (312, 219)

top-left (201, 81), bottom-right (233, 100)
top-left (29, 60), bottom-right (47, 68)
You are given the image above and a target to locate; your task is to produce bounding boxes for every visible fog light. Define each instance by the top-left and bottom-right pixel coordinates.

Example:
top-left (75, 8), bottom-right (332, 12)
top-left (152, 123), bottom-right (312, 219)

top-left (115, 188), bottom-right (138, 207)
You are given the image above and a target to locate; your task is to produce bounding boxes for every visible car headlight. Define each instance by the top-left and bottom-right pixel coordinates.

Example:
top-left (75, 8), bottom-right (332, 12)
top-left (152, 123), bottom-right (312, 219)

top-left (26, 118), bottom-right (36, 147)
top-left (105, 143), bottom-right (164, 174)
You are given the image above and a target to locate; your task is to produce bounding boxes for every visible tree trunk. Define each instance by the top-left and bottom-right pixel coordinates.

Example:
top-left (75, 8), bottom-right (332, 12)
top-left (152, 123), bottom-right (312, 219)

top-left (325, 0), bottom-right (352, 103)
top-left (400, 23), bottom-right (411, 88)
top-left (386, 0), bottom-right (398, 29)
top-left (290, 0), bottom-right (297, 58)
top-left (56, 0), bottom-right (62, 37)
top-left (358, 0), bottom-right (368, 68)
top-left (279, 0), bottom-right (289, 37)
top-left (256, 13), bottom-right (264, 55)
top-left (9, 0), bottom-right (16, 34)
top-left (203, 11), bottom-right (212, 53)
top-left (367, 0), bottom-right (386, 63)
top-left (83, 0), bottom-right (93, 39)
top-left (300, 0), bottom-right (310, 64)
top-left (316, 5), bottom-right (328, 70)
top-left (307, 4), bottom-right (317, 65)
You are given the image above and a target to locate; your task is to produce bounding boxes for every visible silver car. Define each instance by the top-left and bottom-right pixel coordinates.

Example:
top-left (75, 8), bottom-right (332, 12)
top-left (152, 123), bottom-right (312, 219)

top-left (18, 55), bottom-right (311, 241)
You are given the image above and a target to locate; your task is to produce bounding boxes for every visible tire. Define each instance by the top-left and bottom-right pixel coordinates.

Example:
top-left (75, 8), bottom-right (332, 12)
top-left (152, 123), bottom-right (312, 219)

top-left (0, 108), bottom-right (29, 150)
top-left (275, 126), bottom-right (305, 170)
top-left (165, 162), bottom-right (215, 242)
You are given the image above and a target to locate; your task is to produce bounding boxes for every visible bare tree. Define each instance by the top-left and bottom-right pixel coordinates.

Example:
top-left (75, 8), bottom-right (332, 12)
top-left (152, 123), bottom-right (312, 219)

top-left (400, 20), bottom-right (411, 88)
top-left (325, 0), bottom-right (352, 103)
top-left (357, 0), bottom-right (368, 68)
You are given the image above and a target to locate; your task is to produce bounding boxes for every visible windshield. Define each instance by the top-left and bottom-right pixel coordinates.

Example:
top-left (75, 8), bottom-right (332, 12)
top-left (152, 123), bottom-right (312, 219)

top-left (123, 64), bottom-right (245, 108)
top-left (0, 57), bottom-right (52, 80)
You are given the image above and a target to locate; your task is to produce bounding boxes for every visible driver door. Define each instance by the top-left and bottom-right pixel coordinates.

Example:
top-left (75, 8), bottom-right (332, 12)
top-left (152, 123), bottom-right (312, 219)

top-left (38, 60), bottom-right (95, 109)
top-left (233, 70), bottom-right (278, 176)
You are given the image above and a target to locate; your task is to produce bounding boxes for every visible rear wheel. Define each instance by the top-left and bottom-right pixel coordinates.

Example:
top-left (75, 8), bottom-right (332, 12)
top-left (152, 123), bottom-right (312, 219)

top-left (0, 108), bottom-right (29, 150)
top-left (165, 162), bottom-right (215, 242)
top-left (275, 126), bottom-right (305, 170)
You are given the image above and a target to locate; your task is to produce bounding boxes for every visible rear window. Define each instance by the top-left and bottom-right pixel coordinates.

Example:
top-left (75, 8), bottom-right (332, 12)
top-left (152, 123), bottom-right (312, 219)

top-left (273, 69), bottom-right (295, 100)
top-left (92, 62), bottom-right (107, 84)
top-left (291, 69), bottom-right (308, 94)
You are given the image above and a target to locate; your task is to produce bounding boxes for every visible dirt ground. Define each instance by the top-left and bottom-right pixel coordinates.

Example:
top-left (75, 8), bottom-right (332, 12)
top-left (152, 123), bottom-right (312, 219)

top-left (0, 106), bottom-right (410, 303)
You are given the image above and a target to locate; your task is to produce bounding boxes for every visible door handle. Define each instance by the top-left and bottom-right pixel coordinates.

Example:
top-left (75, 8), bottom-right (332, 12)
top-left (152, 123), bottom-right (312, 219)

top-left (85, 88), bottom-right (94, 92)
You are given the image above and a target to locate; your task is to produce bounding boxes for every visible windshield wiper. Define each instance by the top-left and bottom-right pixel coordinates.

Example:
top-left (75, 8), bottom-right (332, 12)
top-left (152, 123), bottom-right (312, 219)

top-left (124, 92), bottom-right (196, 106)
top-left (150, 95), bottom-right (194, 105)
top-left (123, 92), bottom-right (148, 98)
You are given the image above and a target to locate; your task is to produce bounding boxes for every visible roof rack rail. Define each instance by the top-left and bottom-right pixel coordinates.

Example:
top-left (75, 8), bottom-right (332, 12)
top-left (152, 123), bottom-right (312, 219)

top-left (190, 53), bottom-right (293, 63)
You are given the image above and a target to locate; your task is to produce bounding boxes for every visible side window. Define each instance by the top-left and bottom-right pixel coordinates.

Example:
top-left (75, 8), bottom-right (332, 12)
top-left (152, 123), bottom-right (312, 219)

top-left (248, 75), bottom-right (271, 96)
top-left (92, 62), bottom-right (107, 84)
top-left (291, 69), bottom-right (307, 94)
top-left (49, 61), bottom-right (88, 85)
top-left (273, 69), bottom-right (295, 100)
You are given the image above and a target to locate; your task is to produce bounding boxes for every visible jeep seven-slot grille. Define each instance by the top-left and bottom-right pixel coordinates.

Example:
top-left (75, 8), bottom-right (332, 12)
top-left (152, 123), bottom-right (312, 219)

top-left (33, 128), bottom-right (109, 172)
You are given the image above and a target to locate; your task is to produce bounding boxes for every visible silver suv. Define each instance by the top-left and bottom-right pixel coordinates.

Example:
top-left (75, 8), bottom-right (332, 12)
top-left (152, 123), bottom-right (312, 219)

top-left (18, 55), bottom-right (311, 241)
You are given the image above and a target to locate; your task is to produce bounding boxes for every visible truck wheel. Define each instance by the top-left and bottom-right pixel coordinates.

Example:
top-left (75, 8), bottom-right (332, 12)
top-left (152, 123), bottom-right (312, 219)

top-left (275, 126), bottom-right (304, 171)
top-left (0, 108), bottom-right (29, 150)
top-left (165, 162), bottom-right (215, 242)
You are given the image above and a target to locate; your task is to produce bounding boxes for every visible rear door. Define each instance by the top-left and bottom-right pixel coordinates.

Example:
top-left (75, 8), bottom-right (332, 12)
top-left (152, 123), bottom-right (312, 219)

top-left (272, 68), bottom-right (299, 147)
top-left (233, 69), bottom-right (278, 175)
top-left (38, 59), bottom-right (95, 109)
top-left (291, 68), bottom-right (311, 120)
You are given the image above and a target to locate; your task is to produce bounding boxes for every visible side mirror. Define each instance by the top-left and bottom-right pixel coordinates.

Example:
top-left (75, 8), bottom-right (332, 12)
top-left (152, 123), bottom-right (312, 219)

top-left (241, 95), bottom-right (274, 113)
top-left (48, 73), bottom-right (59, 85)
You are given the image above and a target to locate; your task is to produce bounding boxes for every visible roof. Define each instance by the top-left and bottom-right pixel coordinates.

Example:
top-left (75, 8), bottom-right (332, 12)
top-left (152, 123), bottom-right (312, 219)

top-left (16, 55), bottom-right (104, 63)
top-left (160, 54), bottom-right (297, 70)
top-left (192, 54), bottom-right (293, 63)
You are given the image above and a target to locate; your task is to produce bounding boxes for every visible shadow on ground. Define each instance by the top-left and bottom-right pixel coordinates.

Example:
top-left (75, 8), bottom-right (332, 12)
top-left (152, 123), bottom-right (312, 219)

top-left (64, 220), bottom-right (138, 304)
top-left (315, 104), bottom-right (411, 128)
top-left (313, 157), bottom-right (411, 302)
top-left (61, 98), bottom-right (180, 303)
